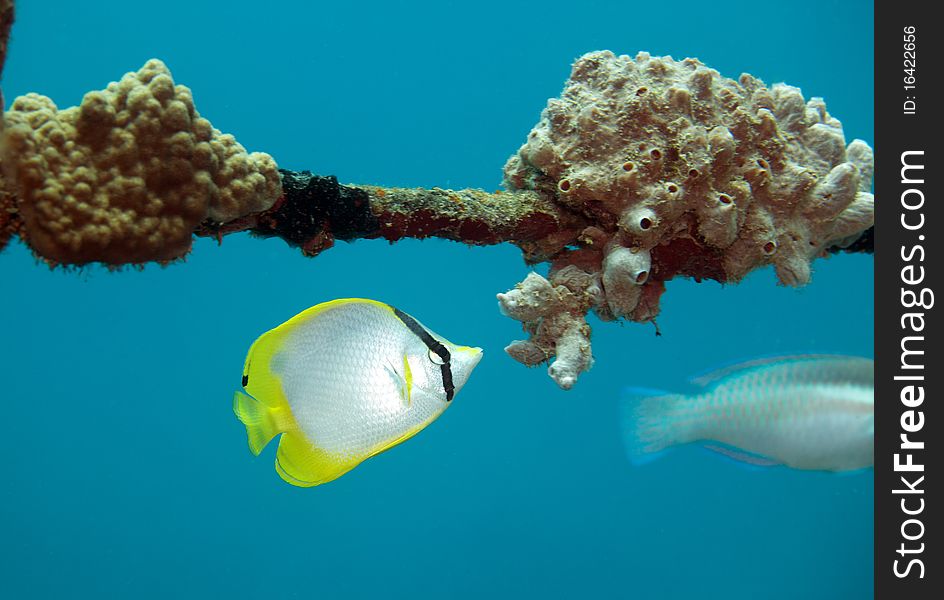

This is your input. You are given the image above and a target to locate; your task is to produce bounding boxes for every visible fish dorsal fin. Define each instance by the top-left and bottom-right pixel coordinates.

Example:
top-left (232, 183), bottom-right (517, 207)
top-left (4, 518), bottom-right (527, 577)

top-left (689, 354), bottom-right (867, 388)
top-left (272, 298), bottom-right (396, 332)
top-left (702, 443), bottom-right (781, 467)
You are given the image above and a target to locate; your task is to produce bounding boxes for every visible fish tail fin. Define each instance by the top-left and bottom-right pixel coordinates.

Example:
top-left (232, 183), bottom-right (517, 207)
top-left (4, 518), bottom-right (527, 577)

top-left (620, 387), bottom-right (693, 464)
top-left (233, 390), bottom-right (284, 455)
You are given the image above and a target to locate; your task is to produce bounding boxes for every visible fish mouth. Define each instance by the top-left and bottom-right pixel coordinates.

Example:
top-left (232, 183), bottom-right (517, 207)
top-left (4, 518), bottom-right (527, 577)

top-left (451, 346), bottom-right (483, 394)
top-left (455, 345), bottom-right (484, 361)
top-left (464, 347), bottom-right (484, 369)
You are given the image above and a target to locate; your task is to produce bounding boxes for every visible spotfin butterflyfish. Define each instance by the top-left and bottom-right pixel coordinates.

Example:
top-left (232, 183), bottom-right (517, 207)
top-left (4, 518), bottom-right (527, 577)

top-left (621, 355), bottom-right (874, 472)
top-left (234, 298), bottom-right (483, 487)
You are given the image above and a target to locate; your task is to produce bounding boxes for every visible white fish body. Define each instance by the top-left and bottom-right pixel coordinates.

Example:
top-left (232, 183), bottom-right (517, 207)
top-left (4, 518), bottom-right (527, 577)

top-left (624, 356), bottom-right (874, 471)
top-left (234, 298), bottom-right (483, 487)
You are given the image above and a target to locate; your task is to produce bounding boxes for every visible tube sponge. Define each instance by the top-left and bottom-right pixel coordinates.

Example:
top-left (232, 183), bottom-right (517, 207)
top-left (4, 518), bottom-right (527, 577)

top-left (1, 59), bottom-right (281, 264)
top-left (504, 50), bottom-right (874, 286)
top-left (602, 245), bottom-right (650, 318)
top-left (501, 50), bottom-right (875, 387)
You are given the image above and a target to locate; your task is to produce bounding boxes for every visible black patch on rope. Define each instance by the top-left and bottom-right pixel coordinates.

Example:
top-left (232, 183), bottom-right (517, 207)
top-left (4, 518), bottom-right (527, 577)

top-left (392, 306), bottom-right (454, 402)
top-left (251, 170), bottom-right (379, 247)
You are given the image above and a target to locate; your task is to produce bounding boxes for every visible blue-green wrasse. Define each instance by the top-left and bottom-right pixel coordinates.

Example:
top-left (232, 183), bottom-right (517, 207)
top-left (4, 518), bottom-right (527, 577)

top-left (622, 355), bottom-right (873, 472)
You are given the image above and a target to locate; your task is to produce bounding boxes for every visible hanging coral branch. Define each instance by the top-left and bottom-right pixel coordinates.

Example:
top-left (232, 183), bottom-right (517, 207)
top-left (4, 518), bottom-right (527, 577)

top-left (0, 1), bottom-right (11, 78)
top-left (0, 46), bottom-right (874, 389)
top-left (0, 0), bottom-right (15, 251)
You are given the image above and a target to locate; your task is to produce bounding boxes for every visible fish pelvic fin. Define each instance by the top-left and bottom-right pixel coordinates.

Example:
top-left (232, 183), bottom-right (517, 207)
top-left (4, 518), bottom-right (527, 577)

top-left (367, 419), bottom-right (431, 460)
top-left (234, 390), bottom-right (291, 456)
top-left (701, 444), bottom-right (782, 468)
top-left (620, 387), bottom-right (693, 464)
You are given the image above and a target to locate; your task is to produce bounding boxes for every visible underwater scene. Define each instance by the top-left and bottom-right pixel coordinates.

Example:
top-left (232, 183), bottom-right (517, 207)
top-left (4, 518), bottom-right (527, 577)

top-left (0, 1), bottom-right (873, 598)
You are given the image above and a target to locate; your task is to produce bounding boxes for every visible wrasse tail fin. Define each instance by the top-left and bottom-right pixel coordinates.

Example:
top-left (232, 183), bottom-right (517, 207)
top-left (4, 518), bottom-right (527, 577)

top-left (233, 390), bottom-right (284, 456)
top-left (620, 387), bottom-right (689, 465)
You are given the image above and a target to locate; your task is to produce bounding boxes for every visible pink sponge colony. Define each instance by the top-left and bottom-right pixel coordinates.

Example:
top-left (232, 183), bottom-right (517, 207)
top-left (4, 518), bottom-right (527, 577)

top-left (500, 51), bottom-right (874, 388)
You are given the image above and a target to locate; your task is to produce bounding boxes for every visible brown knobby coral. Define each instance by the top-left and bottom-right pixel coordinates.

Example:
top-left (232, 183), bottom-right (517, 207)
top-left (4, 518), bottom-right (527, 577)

top-left (1, 59), bottom-right (281, 264)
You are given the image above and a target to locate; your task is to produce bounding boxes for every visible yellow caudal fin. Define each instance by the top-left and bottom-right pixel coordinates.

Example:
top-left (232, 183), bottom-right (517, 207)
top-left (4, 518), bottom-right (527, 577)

top-left (234, 390), bottom-right (285, 455)
top-left (275, 432), bottom-right (358, 488)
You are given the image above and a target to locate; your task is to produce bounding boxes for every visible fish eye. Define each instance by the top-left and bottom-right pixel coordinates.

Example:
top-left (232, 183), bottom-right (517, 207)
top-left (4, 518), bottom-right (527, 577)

top-left (427, 348), bottom-right (445, 365)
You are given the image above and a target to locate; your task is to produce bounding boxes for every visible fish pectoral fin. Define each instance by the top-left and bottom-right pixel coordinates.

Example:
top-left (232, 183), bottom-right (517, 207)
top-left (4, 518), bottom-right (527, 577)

top-left (701, 443), bottom-right (782, 467)
top-left (275, 432), bottom-right (358, 488)
top-left (401, 354), bottom-right (413, 406)
top-left (383, 356), bottom-right (413, 407)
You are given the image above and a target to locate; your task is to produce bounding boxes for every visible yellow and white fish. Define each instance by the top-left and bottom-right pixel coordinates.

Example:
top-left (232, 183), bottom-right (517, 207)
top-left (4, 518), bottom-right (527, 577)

top-left (622, 355), bottom-right (874, 472)
top-left (234, 298), bottom-right (483, 487)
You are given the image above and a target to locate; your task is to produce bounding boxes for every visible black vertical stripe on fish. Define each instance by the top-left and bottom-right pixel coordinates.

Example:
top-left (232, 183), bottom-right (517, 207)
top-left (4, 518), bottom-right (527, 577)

top-left (391, 306), bottom-right (455, 402)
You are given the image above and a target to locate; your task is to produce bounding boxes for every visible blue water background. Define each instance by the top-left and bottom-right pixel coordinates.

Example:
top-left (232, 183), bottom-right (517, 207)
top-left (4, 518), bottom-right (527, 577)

top-left (1, 1), bottom-right (873, 598)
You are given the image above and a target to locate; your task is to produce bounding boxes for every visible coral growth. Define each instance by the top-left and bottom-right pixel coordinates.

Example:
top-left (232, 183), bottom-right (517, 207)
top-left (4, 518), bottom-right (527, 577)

top-left (0, 0), bottom-right (11, 81)
top-left (1, 59), bottom-right (281, 264)
top-left (0, 45), bottom-right (874, 389)
top-left (1, 0), bottom-right (15, 253)
top-left (501, 51), bottom-right (874, 387)
top-left (498, 269), bottom-right (599, 389)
